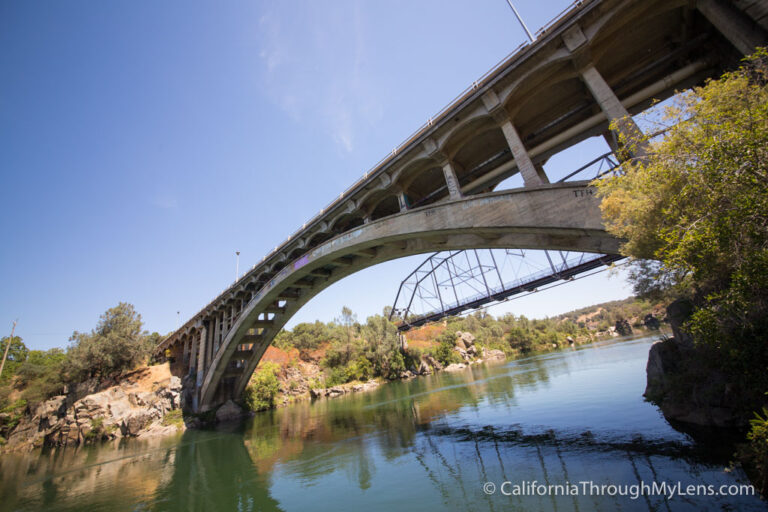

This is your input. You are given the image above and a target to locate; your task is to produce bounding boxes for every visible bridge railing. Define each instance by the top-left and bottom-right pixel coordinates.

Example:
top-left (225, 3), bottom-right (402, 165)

top-left (391, 251), bottom-right (622, 330)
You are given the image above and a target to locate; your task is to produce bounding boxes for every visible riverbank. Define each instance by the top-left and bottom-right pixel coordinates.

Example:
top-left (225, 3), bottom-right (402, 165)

top-left (0, 364), bottom-right (184, 453)
top-left (250, 323), bottom-right (667, 415)
top-left (4, 335), bottom-right (764, 511)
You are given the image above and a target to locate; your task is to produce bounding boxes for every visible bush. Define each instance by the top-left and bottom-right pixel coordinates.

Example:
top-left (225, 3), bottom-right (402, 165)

top-left (244, 362), bottom-right (280, 412)
top-left (347, 357), bottom-right (373, 381)
top-left (433, 332), bottom-right (462, 366)
top-left (0, 399), bottom-right (27, 436)
top-left (162, 409), bottom-right (184, 429)
top-left (743, 406), bottom-right (768, 496)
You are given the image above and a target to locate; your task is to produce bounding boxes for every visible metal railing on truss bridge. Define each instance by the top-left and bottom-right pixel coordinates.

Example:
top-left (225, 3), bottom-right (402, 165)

top-left (557, 150), bottom-right (621, 182)
top-left (388, 248), bottom-right (623, 331)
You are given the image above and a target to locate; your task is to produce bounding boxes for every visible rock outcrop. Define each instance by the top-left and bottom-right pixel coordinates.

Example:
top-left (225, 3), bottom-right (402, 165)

top-left (215, 400), bottom-right (244, 423)
top-left (453, 331), bottom-right (477, 362)
top-left (310, 380), bottom-right (380, 399)
top-left (4, 365), bottom-right (183, 451)
top-left (644, 299), bottom-right (739, 427)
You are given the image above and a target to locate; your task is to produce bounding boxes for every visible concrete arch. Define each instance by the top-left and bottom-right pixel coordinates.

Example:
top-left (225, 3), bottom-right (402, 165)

top-left (586, 0), bottom-right (688, 61)
top-left (369, 194), bottom-right (401, 221)
top-left (359, 188), bottom-right (392, 217)
top-left (330, 213), bottom-right (365, 235)
top-left (502, 60), bottom-right (580, 118)
top-left (437, 110), bottom-right (498, 157)
top-left (400, 166), bottom-right (447, 209)
top-left (391, 157), bottom-right (435, 189)
top-left (306, 231), bottom-right (332, 249)
top-left (512, 75), bottom-right (592, 143)
top-left (590, 6), bottom-right (693, 90)
top-left (198, 181), bottom-right (620, 409)
top-left (439, 115), bottom-right (501, 161)
top-left (499, 53), bottom-right (577, 115)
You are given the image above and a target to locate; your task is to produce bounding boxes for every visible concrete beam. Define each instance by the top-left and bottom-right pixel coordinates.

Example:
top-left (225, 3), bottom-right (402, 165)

top-left (579, 65), bottom-right (647, 157)
top-left (698, 0), bottom-right (768, 55)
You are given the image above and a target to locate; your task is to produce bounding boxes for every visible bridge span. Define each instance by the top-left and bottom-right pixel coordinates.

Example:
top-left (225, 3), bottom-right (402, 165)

top-left (156, 0), bottom-right (768, 411)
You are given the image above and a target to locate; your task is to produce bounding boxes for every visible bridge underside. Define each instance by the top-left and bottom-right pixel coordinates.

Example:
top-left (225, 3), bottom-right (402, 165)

top-left (195, 182), bottom-right (618, 410)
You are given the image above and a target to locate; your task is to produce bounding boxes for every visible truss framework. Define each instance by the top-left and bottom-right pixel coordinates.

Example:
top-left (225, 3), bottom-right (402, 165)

top-left (389, 249), bottom-right (623, 331)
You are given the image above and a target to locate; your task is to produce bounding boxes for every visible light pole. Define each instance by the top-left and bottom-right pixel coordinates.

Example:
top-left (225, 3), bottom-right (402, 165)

top-left (176, 311), bottom-right (180, 330)
top-left (505, 0), bottom-right (535, 42)
top-left (235, 251), bottom-right (240, 282)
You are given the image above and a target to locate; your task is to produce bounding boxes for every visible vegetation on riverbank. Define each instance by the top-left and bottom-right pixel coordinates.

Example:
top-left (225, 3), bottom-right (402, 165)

top-left (596, 49), bottom-right (768, 493)
top-left (245, 296), bottom-right (668, 410)
top-left (0, 304), bottom-right (163, 443)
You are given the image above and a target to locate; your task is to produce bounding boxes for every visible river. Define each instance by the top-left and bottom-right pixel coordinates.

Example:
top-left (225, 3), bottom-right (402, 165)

top-left (0, 335), bottom-right (765, 511)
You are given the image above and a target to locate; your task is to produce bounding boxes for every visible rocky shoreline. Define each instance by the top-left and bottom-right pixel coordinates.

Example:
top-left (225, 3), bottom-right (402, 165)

top-left (1, 365), bottom-right (184, 453)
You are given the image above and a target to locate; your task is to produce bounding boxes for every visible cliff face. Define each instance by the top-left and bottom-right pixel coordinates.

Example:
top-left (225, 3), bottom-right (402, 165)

top-left (644, 299), bottom-right (740, 428)
top-left (3, 364), bottom-right (183, 452)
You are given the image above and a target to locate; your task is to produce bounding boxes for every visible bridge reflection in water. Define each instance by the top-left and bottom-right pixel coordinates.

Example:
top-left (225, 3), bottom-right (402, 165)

top-left (2, 337), bottom-right (763, 511)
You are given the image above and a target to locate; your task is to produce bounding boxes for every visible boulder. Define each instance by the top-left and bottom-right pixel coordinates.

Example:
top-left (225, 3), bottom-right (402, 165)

top-left (644, 301), bottom-right (739, 428)
top-left (215, 400), bottom-right (244, 423)
top-left (484, 349), bottom-right (506, 360)
top-left (443, 363), bottom-right (467, 372)
top-left (456, 331), bottom-right (475, 346)
top-left (425, 355), bottom-right (442, 370)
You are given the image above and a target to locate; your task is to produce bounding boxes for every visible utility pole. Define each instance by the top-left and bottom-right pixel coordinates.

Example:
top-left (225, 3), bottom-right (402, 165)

top-left (0, 320), bottom-right (18, 379)
top-left (505, 0), bottom-right (535, 42)
top-left (235, 251), bottom-right (240, 282)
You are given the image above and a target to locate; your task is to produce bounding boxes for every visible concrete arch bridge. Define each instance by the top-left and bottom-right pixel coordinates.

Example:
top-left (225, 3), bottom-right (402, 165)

top-left (156, 0), bottom-right (768, 411)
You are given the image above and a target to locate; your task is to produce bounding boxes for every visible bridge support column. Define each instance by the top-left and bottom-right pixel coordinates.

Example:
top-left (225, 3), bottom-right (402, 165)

top-left (580, 65), bottom-right (646, 158)
top-left (483, 90), bottom-right (548, 187)
top-left (207, 315), bottom-right (216, 371)
top-left (697, 0), bottom-right (767, 56)
top-left (441, 161), bottom-right (462, 200)
top-left (189, 335), bottom-right (198, 376)
top-left (196, 325), bottom-right (207, 388)
top-left (182, 338), bottom-right (190, 368)
top-left (499, 119), bottom-right (549, 186)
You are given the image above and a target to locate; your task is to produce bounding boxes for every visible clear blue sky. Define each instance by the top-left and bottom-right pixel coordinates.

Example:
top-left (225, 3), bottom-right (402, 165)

top-left (0, 0), bottom-right (634, 350)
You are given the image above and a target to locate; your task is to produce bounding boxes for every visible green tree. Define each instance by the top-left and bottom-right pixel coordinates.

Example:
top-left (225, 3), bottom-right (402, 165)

top-left (14, 349), bottom-right (67, 403)
top-left (596, 49), bottom-right (768, 475)
top-left (0, 336), bottom-right (28, 383)
top-left (360, 314), bottom-right (400, 377)
top-left (65, 303), bottom-right (152, 381)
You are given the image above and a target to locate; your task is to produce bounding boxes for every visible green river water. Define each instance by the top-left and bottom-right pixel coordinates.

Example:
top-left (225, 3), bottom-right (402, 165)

top-left (0, 335), bottom-right (765, 511)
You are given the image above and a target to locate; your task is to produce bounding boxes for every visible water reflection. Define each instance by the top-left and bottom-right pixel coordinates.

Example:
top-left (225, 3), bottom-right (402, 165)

top-left (1, 337), bottom-right (765, 511)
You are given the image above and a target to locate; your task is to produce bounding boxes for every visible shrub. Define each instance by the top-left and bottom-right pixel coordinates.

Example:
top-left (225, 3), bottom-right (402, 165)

top-left (244, 362), bottom-right (280, 412)
top-left (433, 332), bottom-right (462, 366)
top-left (162, 409), bottom-right (184, 429)
top-left (743, 406), bottom-right (768, 495)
